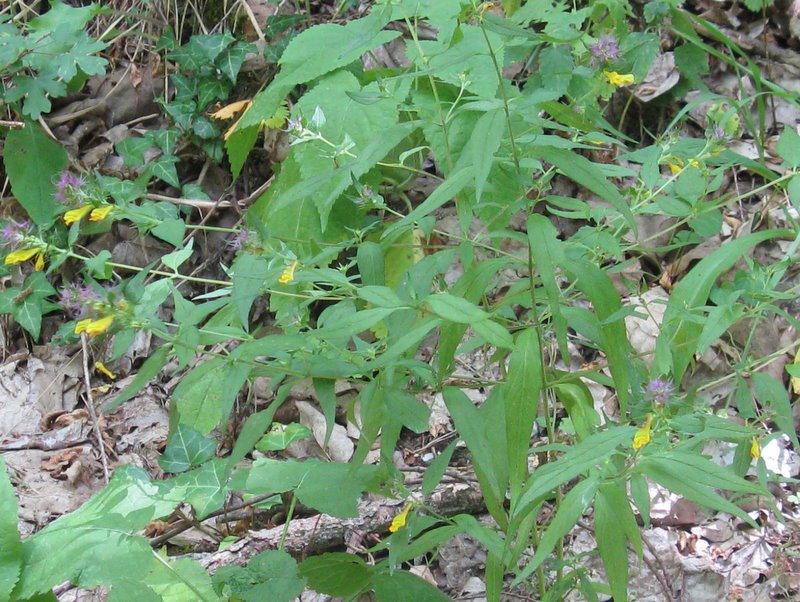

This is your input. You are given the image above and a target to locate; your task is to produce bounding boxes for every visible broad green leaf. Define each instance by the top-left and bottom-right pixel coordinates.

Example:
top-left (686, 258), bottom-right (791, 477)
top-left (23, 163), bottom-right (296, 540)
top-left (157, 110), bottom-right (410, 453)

top-left (231, 253), bottom-right (272, 328)
top-left (159, 424), bottom-right (217, 473)
top-left (0, 456), bottom-right (23, 602)
top-left (144, 555), bottom-right (220, 602)
top-left (514, 426), bottom-right (637, 516)
top-left (229, 11), bottom-right (399, 175)
top-left (151, 218), bottom-right (186, 247)
top-left (172, 358), bottom-right (251, 434)
top-left (505, 328), bottom-right (543, 499)
top-left (226, 391), bottom-right (289, 472)
top-left (655, 230), bottom-right (788, 383)
top-left (299, 553), bottom-right (371, 597)
top-left (513, 475), bottom-right (599, 585)
top-left (232, 459), bottom-right (383, 517)
top-left (161, 239), bottom-right (194, 271)
top-left (212, 550), bottom-right (305, 602)
top-left (372, 569), bottom-right (450, 602)
top-left (104, 345), bottom-right (170, 411)
top-left (12, 466), bottom-right (182, 598)
top-left (752, 372), bottom-right (799, 450)
top-left (4, 124), bottom-right (68, 224)
top-left (776, 127), bottom-right (800, 168)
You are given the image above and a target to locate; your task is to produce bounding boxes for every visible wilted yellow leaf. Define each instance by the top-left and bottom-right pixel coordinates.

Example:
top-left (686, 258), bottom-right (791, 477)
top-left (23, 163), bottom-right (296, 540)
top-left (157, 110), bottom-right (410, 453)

top-left (210, 99), bottom-right (252, 120)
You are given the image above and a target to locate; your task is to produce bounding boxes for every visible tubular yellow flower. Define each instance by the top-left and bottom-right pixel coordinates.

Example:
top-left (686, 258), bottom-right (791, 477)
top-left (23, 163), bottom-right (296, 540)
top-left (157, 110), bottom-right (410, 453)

top-left (4, 247), bottom-right (44, 265)
top-left (750, 437), bottom-right (760, 461)
top-left (389, 502), bottom-right (413, 533)
top-left (278, 260), bottom-right (299, 284)
top-left (63, 205), bottom-right (92, 225)
top-left (632, 415), bottom-right (654, 450)
top-left (94, 361), bottom-right (116, 380)
top-left (89, 205), bottom-right (113, 222)
top-left (74, 315), bottom-right (114, 337)
top-left (603, 70), bottom-right (635, 87)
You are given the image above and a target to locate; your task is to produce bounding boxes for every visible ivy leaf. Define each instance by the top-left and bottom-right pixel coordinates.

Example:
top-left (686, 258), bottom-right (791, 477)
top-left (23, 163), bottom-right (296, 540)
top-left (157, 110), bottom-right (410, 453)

top-left (159, 424), bottom-right (217, 473)
top-left (52, 34), bottom-right (106, 81)
top-left (172, 459), bottom-right (228, 519)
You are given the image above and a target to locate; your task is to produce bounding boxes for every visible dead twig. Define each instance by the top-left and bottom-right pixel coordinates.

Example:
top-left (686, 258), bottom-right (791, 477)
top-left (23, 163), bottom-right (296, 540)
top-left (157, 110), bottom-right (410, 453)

top-left (79, 333), bottom-right (110, 484)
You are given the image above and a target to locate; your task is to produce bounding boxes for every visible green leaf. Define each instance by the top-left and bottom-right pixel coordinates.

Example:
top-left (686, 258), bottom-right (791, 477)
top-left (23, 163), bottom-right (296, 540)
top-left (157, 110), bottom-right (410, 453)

top-left (422, 440), bottom-right (457, 497)
top-left (638, 452), bottom-right (764, 528)
top-left (777, 128), bottom-right (800, 168)
top-left (213, 550), bottom-right (305, 602)
top-left (0, 456), bottom-right (23, 602)
top-left (372, 568), bottom-right (450, 601)
top-left (357, 242), bottom-right (385, 286)
top-left (227, 396), bottom-right (288, 472)
top-left (313, 377), bottom-right (337, 445)
top-left (444, 387), bottom-right (509, 526)
top-left (752, 373), bottom-right (799, 450)
top-left (104, 345), bottom-right (170, 411)
top-left (233, 459), bottom-right (383, 518)
top-left (231, 253), bottom-right (271, 328)
top-left (594, 482), bottom-right (631, 602)
top-left (472, 318), bottom-right (514, 349)
top-left (13, 297), bottom-right (44, 339)
top-left (468, 108), bottom-right (505, 201)
top-left (172, 358), bottom-right (251, 435)
top-left (514, 426), bottom-right (637, 516)
top-left (426, 292), bottom-right (489, 323)
top-left (655, 230), bottom-right (788, 383)
top-left (159, 424), bottom-right (217, 473)
top-left (172, 459), bottom-right (228, 519)
top-left (161, 238), bottom-right (194, 271)
top-left (561, 259), bottom-right (635, 415)
top-left (151, 218), bottom-right (186, 247)
top-left (11, 466), bottom-right (180, 598)
top-left (256, 422), bottom-right (312, 452)
top-left (513, 475), bottom-right (599, 586)
top-left (144, 554), bottom-right (220, 602)
top-left (299, 553), bottom-right (371, 597)
top-left (228, 11), bottom-right (400, 176)
top-left (3, 123), bottom-right (68, 224)
top-left (4, 75), bottom-right (65, 118)
top-left (356, 285), bottom-right (404, 308)
top-left (533, 146), bottom-right (636, 231)
top-left (505, 328), bottom-right (543, 498)
top-left (527, 214), bottom-right (569, 361)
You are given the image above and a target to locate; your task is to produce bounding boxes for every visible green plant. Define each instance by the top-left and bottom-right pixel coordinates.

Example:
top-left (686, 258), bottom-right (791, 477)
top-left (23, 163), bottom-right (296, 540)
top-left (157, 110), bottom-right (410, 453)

top-left (1, 0), bottom-right (799, 600)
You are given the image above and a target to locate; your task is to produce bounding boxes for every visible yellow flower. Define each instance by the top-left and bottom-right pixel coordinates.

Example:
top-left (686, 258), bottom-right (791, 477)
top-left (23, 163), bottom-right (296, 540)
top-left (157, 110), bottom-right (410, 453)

top-left (75, 315), bottom-right (114, 337)
top-left (389, 502), bottom-right (413, 533)
top-left (632, 415), bottom-right (654, 450)
top-left (750, 437), bottom-right (760, 461)
top-left (63, 205), bottom-right (92, 225)
top-left (89, 205), bottom-right (113, 222)
top-left (603, 70), bottom-right (635, 87)
top-left (94, 361), bottom-right (116, 380)
top-left (34, 251), bottom-right (45, 271)
top-left (278, 260), bottom-right (299, 284)
top-left (4, 247), bottom-right (44, 265)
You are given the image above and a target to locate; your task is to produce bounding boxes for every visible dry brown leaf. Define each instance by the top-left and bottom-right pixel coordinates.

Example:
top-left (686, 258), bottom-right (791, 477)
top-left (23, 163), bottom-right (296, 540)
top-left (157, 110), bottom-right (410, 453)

top-left (210, 99), bottom-right (252, 120)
